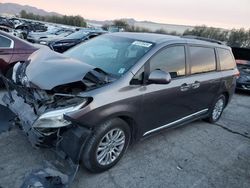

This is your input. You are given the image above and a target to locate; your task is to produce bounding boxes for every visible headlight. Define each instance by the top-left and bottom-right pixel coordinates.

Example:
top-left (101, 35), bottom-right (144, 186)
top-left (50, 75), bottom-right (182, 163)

top-left (12, 62), bottom-right (30, 86)
top-left (33, 99), bottom-right (88, 128)
top-left (53, 43), bottom-right (64, 47)
top-left (12, 62), bottom-right (21, 82)
top-left (40, 41), bottom-right (48, 45)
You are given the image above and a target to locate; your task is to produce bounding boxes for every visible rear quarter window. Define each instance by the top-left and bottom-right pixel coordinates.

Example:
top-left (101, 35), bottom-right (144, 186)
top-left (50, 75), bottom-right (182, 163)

top-left (0, 35), bottom-right (12, 48)
top-left (217, 48), bottom-right (236, 70)
top-left (189, 46), bottom-right (216, 74)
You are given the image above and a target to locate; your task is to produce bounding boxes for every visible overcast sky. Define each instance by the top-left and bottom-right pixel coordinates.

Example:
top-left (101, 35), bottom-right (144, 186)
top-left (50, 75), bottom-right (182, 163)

top-left (2, 0), bottom-right (249, 29)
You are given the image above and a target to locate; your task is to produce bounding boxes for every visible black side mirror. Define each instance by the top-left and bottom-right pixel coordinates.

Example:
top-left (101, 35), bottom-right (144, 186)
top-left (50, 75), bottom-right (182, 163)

top-left (148, 70), bottom-right (171, 84)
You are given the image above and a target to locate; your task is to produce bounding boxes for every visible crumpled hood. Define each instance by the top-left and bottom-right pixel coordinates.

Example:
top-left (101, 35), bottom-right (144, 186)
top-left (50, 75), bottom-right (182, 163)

top-left (25, 48), bottom-right (95, 90)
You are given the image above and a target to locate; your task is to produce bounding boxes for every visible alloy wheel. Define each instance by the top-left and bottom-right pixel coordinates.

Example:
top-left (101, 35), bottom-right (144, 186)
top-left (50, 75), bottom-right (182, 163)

top-left (212, 98), bottom-right (224, 121)
top-left (96, 128), bottom-right (126, 166)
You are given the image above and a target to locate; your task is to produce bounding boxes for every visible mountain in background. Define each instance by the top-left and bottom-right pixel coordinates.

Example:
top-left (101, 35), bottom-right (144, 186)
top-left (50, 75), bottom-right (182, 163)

top-left (87, 18), bottom-right (194, 34)
top-left (0, 3), bottom-right (61, 16)
top-left (0, 2), bottom-right (193, 33)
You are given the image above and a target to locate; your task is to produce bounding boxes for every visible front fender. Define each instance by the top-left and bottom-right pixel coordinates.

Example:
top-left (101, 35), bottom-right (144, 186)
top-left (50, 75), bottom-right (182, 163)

top-left (66, 99), bottom-right (141, 130)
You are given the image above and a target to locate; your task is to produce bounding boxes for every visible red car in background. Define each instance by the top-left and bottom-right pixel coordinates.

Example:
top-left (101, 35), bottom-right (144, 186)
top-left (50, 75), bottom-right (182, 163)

top-left (0, 31), bottom-right (38, 76)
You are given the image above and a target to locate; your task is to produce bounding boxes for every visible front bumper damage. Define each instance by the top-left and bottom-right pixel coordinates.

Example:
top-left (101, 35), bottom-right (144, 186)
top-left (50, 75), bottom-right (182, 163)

top-left (1, 74), bottom-right (91, 187)
top-left (3, 91), bottom-right (51, 147)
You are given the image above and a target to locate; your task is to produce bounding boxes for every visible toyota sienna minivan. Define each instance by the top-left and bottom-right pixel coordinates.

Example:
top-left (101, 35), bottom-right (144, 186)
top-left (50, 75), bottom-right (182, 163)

top-left (1, 32), bottom-right (238, 173)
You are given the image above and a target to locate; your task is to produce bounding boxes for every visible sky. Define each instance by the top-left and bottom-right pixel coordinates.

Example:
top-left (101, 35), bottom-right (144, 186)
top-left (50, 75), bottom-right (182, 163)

top-left (1, 0), bottom-right (250, 29)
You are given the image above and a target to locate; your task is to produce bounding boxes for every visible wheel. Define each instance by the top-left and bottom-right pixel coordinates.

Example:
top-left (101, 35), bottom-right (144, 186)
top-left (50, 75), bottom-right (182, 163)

top-left (6, 68), bottom-right (13, 79)
top-left (206, 95), bottom-right (226, 123)
top-left (81, 118), bottom-right (131, 173)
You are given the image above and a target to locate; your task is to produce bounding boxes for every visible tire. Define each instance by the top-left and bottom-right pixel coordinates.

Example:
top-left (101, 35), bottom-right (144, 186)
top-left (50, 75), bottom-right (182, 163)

top-left (0, 79), bottom-right (4, 88)
top-left (206, 95), bottom-right (226, 123)
top-left (81, 118), bottom-right (131, 173)
top-left (5, 68), bottom-right (13, 79)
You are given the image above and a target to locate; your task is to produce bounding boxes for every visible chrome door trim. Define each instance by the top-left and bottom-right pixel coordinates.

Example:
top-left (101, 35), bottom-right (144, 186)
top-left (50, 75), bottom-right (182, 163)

top-left (143, 108), bottom-right (208, 136)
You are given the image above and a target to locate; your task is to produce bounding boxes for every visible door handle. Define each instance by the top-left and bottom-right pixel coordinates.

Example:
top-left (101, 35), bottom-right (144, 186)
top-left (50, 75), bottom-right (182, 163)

top-left (191, 81), bottom-right (200, 89)
top-left (180, 83), bottom-right (191, 92)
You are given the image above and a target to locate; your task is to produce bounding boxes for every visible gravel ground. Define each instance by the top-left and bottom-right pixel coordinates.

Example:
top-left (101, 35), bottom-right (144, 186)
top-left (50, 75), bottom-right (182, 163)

top-left (0, 90), bottom-right (249, 188)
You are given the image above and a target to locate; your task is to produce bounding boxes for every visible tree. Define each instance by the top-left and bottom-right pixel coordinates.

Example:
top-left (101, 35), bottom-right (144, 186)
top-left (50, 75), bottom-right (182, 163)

top-left (183, 25), bottom-right (229, 42)
top-left (227, 28), bottom-right (250, 47)
top-left (113, 19), bottom-right (129, 30)
top-left (19, 10), bottom-right (87, 27)
top-left (183, 26), bottom-right (250, 48)
top-left (20, 10), bottom-right (27, 18)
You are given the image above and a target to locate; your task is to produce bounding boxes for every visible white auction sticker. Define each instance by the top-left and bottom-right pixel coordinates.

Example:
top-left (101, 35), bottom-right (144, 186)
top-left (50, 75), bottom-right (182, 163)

top-left (132, 41), bottom-right (152, 48)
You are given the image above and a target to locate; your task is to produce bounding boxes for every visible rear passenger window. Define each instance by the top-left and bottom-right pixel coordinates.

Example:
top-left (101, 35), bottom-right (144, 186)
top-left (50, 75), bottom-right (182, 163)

top-left (217, 48), bottom-right (236, 70)
top-left (150, 46), bottom-right (186, 78)
top-left (190, 46), bottom-right (216, 74)
top-left (0, 35), bottom-right (12, 48)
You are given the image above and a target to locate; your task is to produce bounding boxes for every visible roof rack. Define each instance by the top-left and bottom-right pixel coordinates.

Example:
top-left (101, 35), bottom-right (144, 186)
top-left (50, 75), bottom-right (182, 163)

top-left (181, 35), bottom-right (224, 45)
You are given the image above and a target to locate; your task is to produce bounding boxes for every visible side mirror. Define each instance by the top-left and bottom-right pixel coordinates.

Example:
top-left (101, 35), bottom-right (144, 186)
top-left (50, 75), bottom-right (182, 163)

top-left (148, 70), bottom-right (171, 84)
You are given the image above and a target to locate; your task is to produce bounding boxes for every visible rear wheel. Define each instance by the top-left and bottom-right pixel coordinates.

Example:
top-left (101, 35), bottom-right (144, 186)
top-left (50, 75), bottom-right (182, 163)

top-left (81, 118), bottom-right (131, 173)
top-left (206, 95), bottom-right (226, 123)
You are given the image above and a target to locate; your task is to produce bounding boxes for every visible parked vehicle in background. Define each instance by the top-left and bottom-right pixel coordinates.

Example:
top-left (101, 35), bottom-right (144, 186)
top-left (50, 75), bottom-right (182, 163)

top-left (40, 30), bottom-right (107, 53)
top-left (0, 30), bottom-right (38, 77)
top-left (0, 25), bottom-right (13, 33)
top-left (108, 26), bottom-right (125, 32)
top-left (27, 27), bottom-right (73, 43)
top-left (0, 16), bottom-right (14, 28)
top-left (232, 47), bottom-right (250, 91)
top-left (0, 17), bottom-right (48, 39)
top-left (2, 33), bottom-right (237, 173)
top-left (13, 24), bottom-right (30, 39)
top-left (36, 29), bottom-right (75, 44)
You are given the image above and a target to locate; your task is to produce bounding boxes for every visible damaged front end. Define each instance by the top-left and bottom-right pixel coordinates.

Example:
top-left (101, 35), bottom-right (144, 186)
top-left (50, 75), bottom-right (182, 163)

top-left (1, 48), bottom-right (112, 161)
top-left (2, 86), bottom-right (89, 148)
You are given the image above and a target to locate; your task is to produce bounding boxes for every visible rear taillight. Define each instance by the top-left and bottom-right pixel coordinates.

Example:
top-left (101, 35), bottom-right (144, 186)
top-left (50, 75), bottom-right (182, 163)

top-left (234, 69), bottom-right (240, 79)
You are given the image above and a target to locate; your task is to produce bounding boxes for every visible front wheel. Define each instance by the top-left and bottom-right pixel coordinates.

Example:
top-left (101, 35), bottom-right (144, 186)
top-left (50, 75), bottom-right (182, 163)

top-left (206, 95), bottom-right (226, 123)
top-left (81, 118), bottom-right (131, 173)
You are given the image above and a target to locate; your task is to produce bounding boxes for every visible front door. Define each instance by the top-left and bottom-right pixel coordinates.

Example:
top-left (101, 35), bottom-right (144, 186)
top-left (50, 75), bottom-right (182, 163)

top-left (140, 45), bottom-right (197, 136)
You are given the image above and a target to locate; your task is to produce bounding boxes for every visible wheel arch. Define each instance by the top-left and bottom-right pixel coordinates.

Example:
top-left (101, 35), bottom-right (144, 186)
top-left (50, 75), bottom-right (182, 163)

top-left (221, 91), bottom-right (229, 106)
top-left (117, 115), bottom-right (139, 144)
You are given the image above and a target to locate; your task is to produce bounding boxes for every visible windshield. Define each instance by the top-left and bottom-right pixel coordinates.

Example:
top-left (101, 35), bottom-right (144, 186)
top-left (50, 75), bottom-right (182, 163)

top-left (64, 35), bottom-right (154, 76)
top-left (65, 30), bottom-right (89, 39)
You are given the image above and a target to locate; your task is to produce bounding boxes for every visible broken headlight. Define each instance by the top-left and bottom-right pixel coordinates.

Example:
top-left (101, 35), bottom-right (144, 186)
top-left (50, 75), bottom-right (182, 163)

top-left (12, 62), bottom-right (30, 87)
top-left (33, 98), bottom-right (88, 129)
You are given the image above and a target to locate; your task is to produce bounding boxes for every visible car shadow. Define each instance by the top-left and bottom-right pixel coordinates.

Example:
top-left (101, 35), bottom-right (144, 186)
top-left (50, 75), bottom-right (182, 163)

top-left (235, 89), bottom-right (250, 96)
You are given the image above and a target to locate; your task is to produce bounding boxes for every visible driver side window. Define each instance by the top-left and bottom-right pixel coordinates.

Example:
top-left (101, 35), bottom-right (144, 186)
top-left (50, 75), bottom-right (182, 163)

top-left (150, 46), bottom-right (186, 78)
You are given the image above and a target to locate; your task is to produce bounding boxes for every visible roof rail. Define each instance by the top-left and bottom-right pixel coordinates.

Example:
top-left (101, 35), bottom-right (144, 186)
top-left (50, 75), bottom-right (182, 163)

top-left (181, 35), bottom-right (224, 45)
